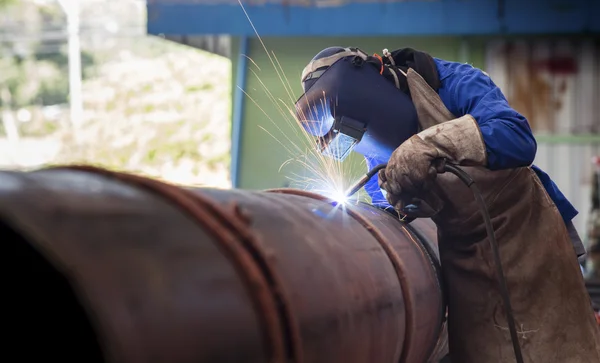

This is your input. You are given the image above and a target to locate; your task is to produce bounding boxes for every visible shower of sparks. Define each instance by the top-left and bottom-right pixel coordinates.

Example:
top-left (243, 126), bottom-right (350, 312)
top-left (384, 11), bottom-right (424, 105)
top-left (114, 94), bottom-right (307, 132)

top-left (236, 0), bottom-right (369, 202)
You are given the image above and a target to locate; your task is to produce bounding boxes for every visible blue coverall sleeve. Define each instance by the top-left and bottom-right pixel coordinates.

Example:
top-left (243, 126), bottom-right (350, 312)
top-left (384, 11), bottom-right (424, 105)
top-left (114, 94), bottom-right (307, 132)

top-left (364, 156), bottom-right (391, 208)
top-left (447, 69), bottom-right (537, 170)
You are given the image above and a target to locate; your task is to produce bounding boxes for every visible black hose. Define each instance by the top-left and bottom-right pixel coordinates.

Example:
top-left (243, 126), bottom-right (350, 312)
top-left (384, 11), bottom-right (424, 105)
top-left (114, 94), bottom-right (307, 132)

top-left (443, 163), bottom-right (524, 363)
top-left (366, 163), bottom-right (389, 178)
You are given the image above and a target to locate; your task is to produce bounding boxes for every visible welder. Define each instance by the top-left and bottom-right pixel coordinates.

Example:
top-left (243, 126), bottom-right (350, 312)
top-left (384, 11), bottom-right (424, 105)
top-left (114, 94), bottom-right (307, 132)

top-left (294, 46), bottom-right (600, 362)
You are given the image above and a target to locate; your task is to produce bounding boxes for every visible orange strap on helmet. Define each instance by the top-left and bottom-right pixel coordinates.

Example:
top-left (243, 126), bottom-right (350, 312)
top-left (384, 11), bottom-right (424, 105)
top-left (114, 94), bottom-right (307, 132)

top-left (372, 53), bottom-right (384, 75)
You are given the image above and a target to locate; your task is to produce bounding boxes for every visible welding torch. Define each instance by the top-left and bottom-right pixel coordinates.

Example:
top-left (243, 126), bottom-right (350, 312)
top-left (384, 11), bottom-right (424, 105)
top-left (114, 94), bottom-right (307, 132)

top-left (344, 162), bottom-right (425, 213)
top-left (343, 162), bottom-right (422, 212)
top-left (344, 163), bottom-right (388, 198)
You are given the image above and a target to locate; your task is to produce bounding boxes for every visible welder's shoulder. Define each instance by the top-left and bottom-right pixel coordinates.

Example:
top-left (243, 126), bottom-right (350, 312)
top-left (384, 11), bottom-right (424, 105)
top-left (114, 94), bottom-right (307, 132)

top-left (433, 58), bottom-right (495, 113)
top-left (433, 58), bottom-right (490, 81)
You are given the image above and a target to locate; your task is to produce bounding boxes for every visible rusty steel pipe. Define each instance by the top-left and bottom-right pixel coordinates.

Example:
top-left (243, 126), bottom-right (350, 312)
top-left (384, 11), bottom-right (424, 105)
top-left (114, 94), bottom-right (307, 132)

top-left (1, 166), bottom-right (447, 363)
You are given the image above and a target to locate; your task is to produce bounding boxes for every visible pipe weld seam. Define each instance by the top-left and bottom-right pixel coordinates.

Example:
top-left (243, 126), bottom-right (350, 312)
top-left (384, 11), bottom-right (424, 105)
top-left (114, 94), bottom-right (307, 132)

top-left (266, 188), bottom-right (415, 362)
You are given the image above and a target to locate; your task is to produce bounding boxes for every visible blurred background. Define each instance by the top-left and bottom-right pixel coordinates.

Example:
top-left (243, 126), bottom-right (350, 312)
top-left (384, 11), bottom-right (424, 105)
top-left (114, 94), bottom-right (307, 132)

top-left (0, 0), bottom-right (232, 188)
top-left (1, 0), bottom-right (599, 258)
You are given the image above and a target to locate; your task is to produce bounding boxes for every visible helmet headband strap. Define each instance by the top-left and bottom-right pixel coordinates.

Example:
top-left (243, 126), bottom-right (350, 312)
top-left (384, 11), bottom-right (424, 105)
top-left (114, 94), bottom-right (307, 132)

top-left (301, 47), bottom-right (369, 83)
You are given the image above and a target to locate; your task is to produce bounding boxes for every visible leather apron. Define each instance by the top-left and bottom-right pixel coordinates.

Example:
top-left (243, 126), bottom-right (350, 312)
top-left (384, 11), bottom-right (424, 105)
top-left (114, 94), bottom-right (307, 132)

top-left (406, 68), bottom-right (600, 363)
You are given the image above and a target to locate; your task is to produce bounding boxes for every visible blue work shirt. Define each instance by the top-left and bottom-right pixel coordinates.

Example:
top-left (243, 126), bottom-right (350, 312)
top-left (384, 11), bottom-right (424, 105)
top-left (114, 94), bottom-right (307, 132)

top-left (364, 58), bottom-right (578, 223)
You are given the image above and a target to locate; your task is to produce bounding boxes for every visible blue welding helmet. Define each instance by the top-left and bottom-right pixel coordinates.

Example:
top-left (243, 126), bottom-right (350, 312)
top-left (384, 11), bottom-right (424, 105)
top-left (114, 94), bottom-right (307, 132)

top-left (294, 47), bottom-right (419, 162)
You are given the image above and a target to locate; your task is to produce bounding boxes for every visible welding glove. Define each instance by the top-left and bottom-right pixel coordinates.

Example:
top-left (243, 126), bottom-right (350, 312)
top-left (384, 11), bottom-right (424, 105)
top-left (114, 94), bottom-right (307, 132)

top-left (378, 115), bottom-right (488, 217)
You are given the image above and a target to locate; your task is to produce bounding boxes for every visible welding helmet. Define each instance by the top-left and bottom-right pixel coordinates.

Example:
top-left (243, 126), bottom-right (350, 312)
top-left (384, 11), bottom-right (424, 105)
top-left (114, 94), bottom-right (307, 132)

top-left (294, 46), bottom-right (419, 162)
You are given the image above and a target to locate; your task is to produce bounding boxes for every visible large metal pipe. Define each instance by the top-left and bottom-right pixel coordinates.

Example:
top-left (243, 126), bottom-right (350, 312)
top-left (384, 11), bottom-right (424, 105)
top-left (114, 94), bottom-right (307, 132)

top-left (1, 166), bottom-right (447, 363)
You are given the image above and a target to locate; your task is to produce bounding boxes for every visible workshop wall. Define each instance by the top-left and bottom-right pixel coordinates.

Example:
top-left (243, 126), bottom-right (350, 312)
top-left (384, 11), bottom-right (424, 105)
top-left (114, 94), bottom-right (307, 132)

top-left (236, 36), bottom-right (487, 191)
top-left (485, 37), bottom-right (600, 241)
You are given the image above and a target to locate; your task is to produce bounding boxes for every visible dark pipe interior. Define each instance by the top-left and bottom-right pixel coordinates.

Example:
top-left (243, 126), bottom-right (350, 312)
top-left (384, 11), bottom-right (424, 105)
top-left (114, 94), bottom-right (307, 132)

top-left (2, 221), bottom-right (105, 362)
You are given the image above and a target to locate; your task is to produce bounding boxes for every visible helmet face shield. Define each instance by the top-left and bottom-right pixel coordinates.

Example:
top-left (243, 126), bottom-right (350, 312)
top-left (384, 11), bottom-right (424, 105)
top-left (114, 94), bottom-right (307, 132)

top-left (295, 52), bottom-right (420, 163)
top-left (319, 133), bottom-right (357, 161)
top-left (317, 116), bottom-right (366, 161)
top-left (295, 92), bottom-right (365, 161)
top-left (294, 96), bottom-right (335, 138)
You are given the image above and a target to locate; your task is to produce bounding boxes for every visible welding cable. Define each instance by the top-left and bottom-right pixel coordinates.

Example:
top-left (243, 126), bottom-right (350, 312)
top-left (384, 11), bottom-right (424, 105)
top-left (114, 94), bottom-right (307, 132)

top-left (443, 163), bottom-right (524, 363)
top-left (365, 163), bottom-right (388, 180)
top-left (347, 161), bottom-right (524, 362)
top-left (361, 162), bottom-right (524, 362)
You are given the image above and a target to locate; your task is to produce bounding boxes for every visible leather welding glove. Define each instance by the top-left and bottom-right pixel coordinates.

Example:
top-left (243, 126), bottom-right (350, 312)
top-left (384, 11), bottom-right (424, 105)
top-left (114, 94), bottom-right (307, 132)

top-left (378, 115), bottom-right (488, 217)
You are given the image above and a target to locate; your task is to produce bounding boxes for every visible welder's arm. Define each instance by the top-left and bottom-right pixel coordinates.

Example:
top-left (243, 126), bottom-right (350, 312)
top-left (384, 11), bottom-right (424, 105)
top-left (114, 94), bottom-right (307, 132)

top-left (450, 68), bottom-right (537, 170)
top-left (380, 67), bottom-right (536, 215)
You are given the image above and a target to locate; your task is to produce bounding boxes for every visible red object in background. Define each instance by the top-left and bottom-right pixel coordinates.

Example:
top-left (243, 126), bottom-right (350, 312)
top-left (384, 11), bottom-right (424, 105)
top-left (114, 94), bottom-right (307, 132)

top-left (595, 311), bottom-right (600, 326)
top-left (531, 57), bottom-right (578, 75)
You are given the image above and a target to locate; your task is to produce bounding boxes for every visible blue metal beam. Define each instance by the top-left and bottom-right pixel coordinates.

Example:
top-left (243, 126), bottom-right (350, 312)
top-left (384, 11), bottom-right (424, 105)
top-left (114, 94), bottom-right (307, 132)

top-left (230, 36), bottom-right (249, 188)
top-left (147, 0), bottom-right (599, 36)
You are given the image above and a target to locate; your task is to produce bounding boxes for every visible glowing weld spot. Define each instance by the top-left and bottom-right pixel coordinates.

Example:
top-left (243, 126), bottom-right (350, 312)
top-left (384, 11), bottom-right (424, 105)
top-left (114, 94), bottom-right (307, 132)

top-left (330, 190), bottom-right (348, 205)
top-left (314, 186), bottom-right (349, 206)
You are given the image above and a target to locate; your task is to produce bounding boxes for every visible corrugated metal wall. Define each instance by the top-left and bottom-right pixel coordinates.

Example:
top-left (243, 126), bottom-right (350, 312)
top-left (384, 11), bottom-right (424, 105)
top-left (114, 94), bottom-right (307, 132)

top-left (486, 38), bottom-right (600, 245)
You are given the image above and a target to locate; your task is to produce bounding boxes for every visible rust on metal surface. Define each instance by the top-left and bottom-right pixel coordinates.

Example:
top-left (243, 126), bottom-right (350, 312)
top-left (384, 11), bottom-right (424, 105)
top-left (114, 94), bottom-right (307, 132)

top-left (266, 187), bottom-right (443, 362)
top-left (1, 166), bottom-right (278, 363)
top-left (350, 204), bottom-right (445, 363)
top-left (267, 191), bottom-right (446, 362)
top-left (49, 165), bottom-right (298, 363)
top-left (2, 167), bottom-right (446, 363)
top-left (203, 187), bottom-right (406, 362)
